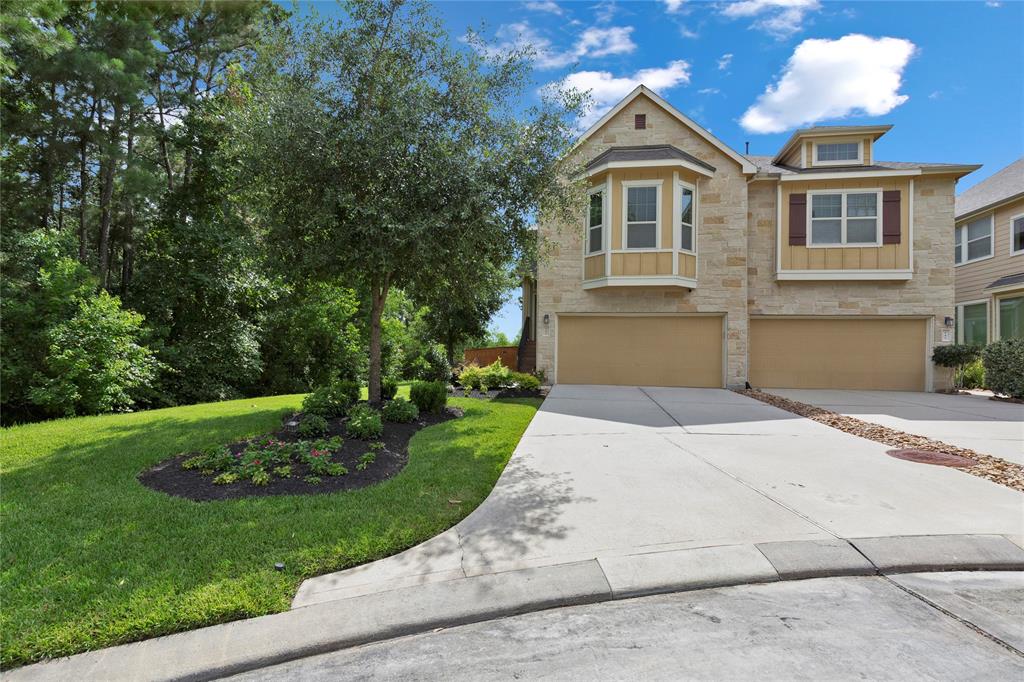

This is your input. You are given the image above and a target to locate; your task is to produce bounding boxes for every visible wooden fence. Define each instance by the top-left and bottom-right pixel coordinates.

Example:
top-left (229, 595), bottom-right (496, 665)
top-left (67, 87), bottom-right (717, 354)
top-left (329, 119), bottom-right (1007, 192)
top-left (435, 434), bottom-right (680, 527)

top-left (463, 346), bottom-right (518, 368)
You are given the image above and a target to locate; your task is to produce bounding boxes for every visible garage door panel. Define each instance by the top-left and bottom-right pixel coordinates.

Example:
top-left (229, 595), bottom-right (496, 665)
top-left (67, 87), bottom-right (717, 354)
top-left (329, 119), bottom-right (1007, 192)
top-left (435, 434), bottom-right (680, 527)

top-left (749, 318), bottom-right (926, 391)
top-left (557, 315), bottom-right (723, 388)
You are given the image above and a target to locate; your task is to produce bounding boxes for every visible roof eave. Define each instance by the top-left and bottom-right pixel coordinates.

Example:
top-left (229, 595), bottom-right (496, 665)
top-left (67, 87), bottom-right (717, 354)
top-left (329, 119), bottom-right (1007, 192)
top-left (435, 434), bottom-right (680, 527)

top-left (771, 125), bottom-right (894, 166)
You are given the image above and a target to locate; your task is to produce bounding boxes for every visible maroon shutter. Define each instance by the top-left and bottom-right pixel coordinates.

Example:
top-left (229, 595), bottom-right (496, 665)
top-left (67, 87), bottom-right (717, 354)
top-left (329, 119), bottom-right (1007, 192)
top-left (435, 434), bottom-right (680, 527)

top-left (882, 190), bottom-right (901, 244)
top-left (788, 193), bottom-right (807, 245)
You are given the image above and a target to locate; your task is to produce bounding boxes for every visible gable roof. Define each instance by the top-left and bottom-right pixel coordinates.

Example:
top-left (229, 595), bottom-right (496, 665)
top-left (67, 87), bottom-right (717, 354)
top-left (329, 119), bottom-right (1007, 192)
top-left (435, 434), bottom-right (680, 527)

top-left (575, 85), bottom-right (757, 174)
top-left (955, 157), bottom-right (1024, 219)
top-left (771, 125), bottom-right (892, 165)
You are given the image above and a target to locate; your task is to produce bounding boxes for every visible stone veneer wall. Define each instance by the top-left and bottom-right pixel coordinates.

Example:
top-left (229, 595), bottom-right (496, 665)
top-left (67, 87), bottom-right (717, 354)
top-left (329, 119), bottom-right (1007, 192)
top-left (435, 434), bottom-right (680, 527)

top-left (535, 95), bottom-right (751, 386)
top-left (745, 175), bottom-right (956, 390)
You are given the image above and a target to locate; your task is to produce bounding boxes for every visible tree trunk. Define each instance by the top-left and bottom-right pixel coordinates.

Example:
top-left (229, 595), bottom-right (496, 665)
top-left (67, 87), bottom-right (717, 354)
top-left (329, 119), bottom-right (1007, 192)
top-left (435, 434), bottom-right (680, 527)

top-left (367, 276), bottom-right (390, 404)
top-left (97, 100), bottom-right (122, 289)
top-left (77, 135), bottom-right (89, 263)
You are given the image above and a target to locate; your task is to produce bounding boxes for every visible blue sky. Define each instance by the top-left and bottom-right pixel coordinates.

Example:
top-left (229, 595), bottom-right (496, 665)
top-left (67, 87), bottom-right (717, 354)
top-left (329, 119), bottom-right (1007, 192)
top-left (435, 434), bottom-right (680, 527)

top-left (306, 1), bottom-right (1024, 337)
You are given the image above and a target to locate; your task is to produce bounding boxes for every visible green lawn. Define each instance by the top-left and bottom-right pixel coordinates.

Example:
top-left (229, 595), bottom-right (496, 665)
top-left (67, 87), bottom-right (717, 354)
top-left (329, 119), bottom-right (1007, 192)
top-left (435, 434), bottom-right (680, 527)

top-left (0, 393), bottom-right (540, 667)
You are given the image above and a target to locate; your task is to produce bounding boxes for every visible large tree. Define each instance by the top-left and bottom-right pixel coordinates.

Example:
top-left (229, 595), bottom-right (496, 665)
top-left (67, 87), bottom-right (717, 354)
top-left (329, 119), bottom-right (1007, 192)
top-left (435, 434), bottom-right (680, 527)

top-left (227, 0), bottom-right (582, 402)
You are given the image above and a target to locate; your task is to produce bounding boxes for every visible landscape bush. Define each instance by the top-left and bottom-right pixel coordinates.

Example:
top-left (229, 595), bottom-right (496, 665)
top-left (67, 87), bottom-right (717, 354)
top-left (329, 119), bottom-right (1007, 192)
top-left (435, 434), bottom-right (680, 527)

top-left (982, 338), bottom-right (1024, 398)
top-left (381, 397), bottom-right (419, 423)
top-left (381, 378), bottom-right (399, 401)
top-left (302, 380), bottom-right (361, 418)
top-left (510, 372), bottom-right (541, 391)
top-left (458, 364), bottom-right (483, 391)
top-left (931, 344), bottom-right (982, 390)
top-left (346, 403), bottom-right (383, 439)
top-left (410, 381), bottom-right (447, 413)
top-left (479, 360), bottom-right (513, 390)
top-left (297, 413), bottom-right (328, 437)
top-left (961, 359), bottom-right (985, 390)
top-left (420, 344), bottom-right (451, 382)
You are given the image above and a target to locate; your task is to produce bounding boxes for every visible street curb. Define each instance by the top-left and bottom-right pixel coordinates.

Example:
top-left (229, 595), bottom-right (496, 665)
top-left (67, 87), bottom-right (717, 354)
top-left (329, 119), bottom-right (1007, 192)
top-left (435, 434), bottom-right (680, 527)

top-left (8, 535), bottom-right (1024, 682)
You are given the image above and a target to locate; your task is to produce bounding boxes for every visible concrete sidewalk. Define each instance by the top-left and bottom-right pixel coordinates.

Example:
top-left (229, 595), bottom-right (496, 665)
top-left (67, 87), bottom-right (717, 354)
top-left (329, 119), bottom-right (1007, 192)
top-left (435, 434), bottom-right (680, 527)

top-left (11, 386), bottom-right (1024, 681)
top-left (766, 388), bottom-right (1024, 464)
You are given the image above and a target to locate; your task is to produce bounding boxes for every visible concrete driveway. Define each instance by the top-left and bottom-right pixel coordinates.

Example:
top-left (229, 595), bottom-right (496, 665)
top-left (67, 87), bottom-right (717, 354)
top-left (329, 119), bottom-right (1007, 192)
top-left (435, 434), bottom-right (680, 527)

top-left (766, 389), bottom-right (1024, 465)
top-left (294, 385), bottom-right (1024, 607)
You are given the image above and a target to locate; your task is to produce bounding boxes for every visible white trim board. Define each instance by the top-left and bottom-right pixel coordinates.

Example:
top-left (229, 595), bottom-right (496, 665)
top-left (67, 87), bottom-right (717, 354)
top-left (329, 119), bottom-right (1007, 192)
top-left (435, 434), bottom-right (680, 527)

top-left (581, 275), bottom-right (697, 289)
top-left (776, 269), bottom-right (913, 281)
top-left (585, 158), bottom-right (714, 179)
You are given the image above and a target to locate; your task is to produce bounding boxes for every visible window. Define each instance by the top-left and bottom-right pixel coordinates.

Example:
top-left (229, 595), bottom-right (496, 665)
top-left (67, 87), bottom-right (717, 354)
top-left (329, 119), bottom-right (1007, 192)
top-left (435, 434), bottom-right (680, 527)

top-left (955, 215), bottom-right (993, 265)
top-left (815, 142), bottom-right (861, 165)
top-left (809, 190), bottom-right (880, 246)
top-left (1012, 214), bottom-right (1024, 255)
top-left (624, 184), bottom-right (659, 249)
top-left (958, 302), bottom-right (988, 346)
top-left (678, 182), bottom-right (695, 252)
top-left (999, 296), bottom-right (1024, 340)
top-left (587, 187), bottom-right (604, 254)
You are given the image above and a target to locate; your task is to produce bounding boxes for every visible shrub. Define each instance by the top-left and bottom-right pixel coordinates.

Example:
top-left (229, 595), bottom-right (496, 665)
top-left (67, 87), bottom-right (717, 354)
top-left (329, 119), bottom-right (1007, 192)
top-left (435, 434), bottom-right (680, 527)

top-left (982, 338), bottom-right (1024, 398)
top-left (381, 378), bottom-right (399, 401)
top-left (458, 364), bottom-right (483, 391)
top-left (420, 344), bottom-right (451, 382)
top-left (510, 372), bottom-right (541, 391)
top-left (932, 344), bottom-right (982, 390)
top-left (480, 360), bottom-right (513, 390)
top-left (302, 380), bottom-right (361, 418)
top-left (961, 359), bottom-right (985, 390)
top-left (357, 452), bottom-right (376, 471)
top-left (410, 380), bottom-right (447, 413)
top-left (347, 403), bottom-right (383, 439)
top-left (382, 397), bottom-right (419, 423)
top-left (297, 413), bottom-right (328, 437)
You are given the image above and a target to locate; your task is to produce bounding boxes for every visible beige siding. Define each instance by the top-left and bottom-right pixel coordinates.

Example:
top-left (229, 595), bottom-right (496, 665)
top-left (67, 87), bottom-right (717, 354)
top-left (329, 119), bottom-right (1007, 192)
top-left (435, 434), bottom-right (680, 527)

top-left (583, 254), bottom-right (604, 280)
top-left (557, 315), bottom-right (723, 387)
top-left (780, 177), bottom-right (911, 271)
top-left (749, 318), bottom-right (927, 390)
top-left (678, 252), bottom-right (696, 278)
top-left (955, 197), bottom-right (1024, 303)
top-left (610, 251), bottom-right (673, 276)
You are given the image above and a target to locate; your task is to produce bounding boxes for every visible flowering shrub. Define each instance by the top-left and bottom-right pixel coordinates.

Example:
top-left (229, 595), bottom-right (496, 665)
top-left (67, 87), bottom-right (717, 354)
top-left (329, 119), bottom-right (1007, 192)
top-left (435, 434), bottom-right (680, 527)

top-left (180, 435), bottom-right (348, 484)
top-left (381, 397), bottom-right (418, 423)
top-left (347, 403), bottom-right (383, 439)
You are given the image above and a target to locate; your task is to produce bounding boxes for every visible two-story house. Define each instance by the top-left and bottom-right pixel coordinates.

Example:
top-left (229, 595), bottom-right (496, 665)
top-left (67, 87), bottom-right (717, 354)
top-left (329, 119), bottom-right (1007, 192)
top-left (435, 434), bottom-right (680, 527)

top-left (523, 85), bottom-right (979, 391)
top-left (953, 158), bottom-right (1024, 346)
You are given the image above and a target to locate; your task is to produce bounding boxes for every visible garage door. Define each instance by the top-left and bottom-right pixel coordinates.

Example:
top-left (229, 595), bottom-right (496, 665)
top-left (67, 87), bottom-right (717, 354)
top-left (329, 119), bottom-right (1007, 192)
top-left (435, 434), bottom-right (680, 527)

top-left (557, 315), bottom-right (723, 387)
top-left (749, 318), bottom-right (927, 391)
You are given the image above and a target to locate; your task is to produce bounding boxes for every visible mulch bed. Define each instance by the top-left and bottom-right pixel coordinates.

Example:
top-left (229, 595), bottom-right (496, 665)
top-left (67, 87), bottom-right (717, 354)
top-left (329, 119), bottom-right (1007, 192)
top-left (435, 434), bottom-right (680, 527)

top-left (139, 407), bottom-right (460, 502)
top-left (737, 388), bottom-right (1024, 493)
top-left (449, 387), bottom-right (544, 400)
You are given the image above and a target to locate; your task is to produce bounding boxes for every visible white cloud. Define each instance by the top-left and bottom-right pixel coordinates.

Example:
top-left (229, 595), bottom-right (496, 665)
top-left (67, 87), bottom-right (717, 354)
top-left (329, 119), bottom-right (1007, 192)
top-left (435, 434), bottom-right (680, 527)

top-left (928, 90), bottom-right (942, 100)
top-left (559, 60), bottom-right (691, 128)
top-left (525, 0), bottom-right (563, 15)
top-left (740, 34), bottom-right (916, 134)
top-left (698, 87), bottom-right (720, 95)
top-left (594, 0), bottom-right (619, 24)
top-left (717, 53), bottom-right (733, 70)
top-left (475, 22), bottom-right (635, 70)
top-left (720, 0), bottom-right (821, 38)
top-left (662, 0), bottom-right (686, 13)
top-left (985, 1), bottom-right (1001, 7)
top-left (678, 25), bottom-right (699, 39)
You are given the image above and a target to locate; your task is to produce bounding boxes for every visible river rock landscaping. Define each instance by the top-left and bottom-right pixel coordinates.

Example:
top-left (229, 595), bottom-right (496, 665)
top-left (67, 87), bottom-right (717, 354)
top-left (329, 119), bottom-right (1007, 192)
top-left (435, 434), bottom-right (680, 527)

top-left (141, 404), bottom-right (459, 501)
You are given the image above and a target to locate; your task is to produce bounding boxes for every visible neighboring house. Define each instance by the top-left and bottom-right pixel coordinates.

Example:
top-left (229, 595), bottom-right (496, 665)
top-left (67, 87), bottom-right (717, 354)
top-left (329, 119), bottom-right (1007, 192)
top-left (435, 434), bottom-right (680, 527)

top-left (953, 158), bottom-right (1024, 346)
top-left (522, 85), bottom-right (980, 391)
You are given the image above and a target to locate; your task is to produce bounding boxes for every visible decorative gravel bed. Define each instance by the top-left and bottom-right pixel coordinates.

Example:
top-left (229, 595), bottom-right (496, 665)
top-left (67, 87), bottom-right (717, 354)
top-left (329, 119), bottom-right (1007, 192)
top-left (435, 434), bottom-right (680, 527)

top-left (737, 388), bottom-right (1024, 492)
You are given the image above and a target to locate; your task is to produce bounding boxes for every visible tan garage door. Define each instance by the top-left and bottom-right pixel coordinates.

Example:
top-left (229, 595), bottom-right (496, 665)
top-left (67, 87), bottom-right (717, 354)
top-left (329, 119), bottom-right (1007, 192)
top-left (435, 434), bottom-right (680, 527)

top-left (749, 318), bottom-right (927, 391)
top-left (557, 315), bottom-right (723, 387)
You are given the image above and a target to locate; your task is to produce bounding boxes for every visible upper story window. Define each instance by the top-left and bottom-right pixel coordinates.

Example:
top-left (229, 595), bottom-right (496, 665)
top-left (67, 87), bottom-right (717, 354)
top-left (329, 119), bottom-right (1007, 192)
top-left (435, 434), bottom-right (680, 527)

top-left (1012, 214), bottom-right (1024, 255)
top-left (955, 215), bottom-right (993, 265)
top-left (677, 181), bottom-right (695, 252)
top-left (623, 181), bottom-right (661, 249)
top-left (587, 186), bottom-right (605, 254)
top-left (814, 141), bottom-right (862, 166)
top-left (809, 190), bottom-right (880, 246)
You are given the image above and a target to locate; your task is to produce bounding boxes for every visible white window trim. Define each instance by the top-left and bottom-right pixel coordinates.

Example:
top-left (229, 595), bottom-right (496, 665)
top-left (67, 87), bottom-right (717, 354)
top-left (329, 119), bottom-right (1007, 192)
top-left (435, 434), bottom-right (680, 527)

top-left (955, 214), bottom-right (994, 267)
top-left (621, 179), bottom-right (663, 250)
top-left (806, 188), bottom-right (883, 248)
top-left (586, 183), bottom-right (607, 255)
top-left (955, 299), bottom-right (989, 345)
top-left (674, 178), bottom-right (697, 256)
top-left (1010, 212), bottom-right (1024, 257)
top-left (812, 140), bottom-right (863, 167)
top-left (995, 293), bottom-right (1024, 341)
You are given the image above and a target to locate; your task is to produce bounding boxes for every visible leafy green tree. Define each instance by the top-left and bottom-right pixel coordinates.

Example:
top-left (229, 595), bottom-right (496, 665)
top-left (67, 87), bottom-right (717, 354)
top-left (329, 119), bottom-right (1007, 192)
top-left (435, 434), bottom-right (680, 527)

top-left (421, 263), bottom-right (512, 365)
top-left (227, 0), bottom-right (581, 401)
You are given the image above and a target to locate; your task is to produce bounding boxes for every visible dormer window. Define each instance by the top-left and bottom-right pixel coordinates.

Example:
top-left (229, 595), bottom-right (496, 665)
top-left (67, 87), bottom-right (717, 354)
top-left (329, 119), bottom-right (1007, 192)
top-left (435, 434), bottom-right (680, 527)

top-left (814, 141), bottom-right (862, 165)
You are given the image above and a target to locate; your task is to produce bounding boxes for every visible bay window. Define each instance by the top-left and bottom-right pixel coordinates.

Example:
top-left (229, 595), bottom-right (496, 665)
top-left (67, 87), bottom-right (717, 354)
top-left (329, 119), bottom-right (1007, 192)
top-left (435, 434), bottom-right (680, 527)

top-left (623, 182), bottom-right (660, 249)
top-left (678, 181), bottom-right (695, 252)
top-left (587, 186), bottom-right (605, 253)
